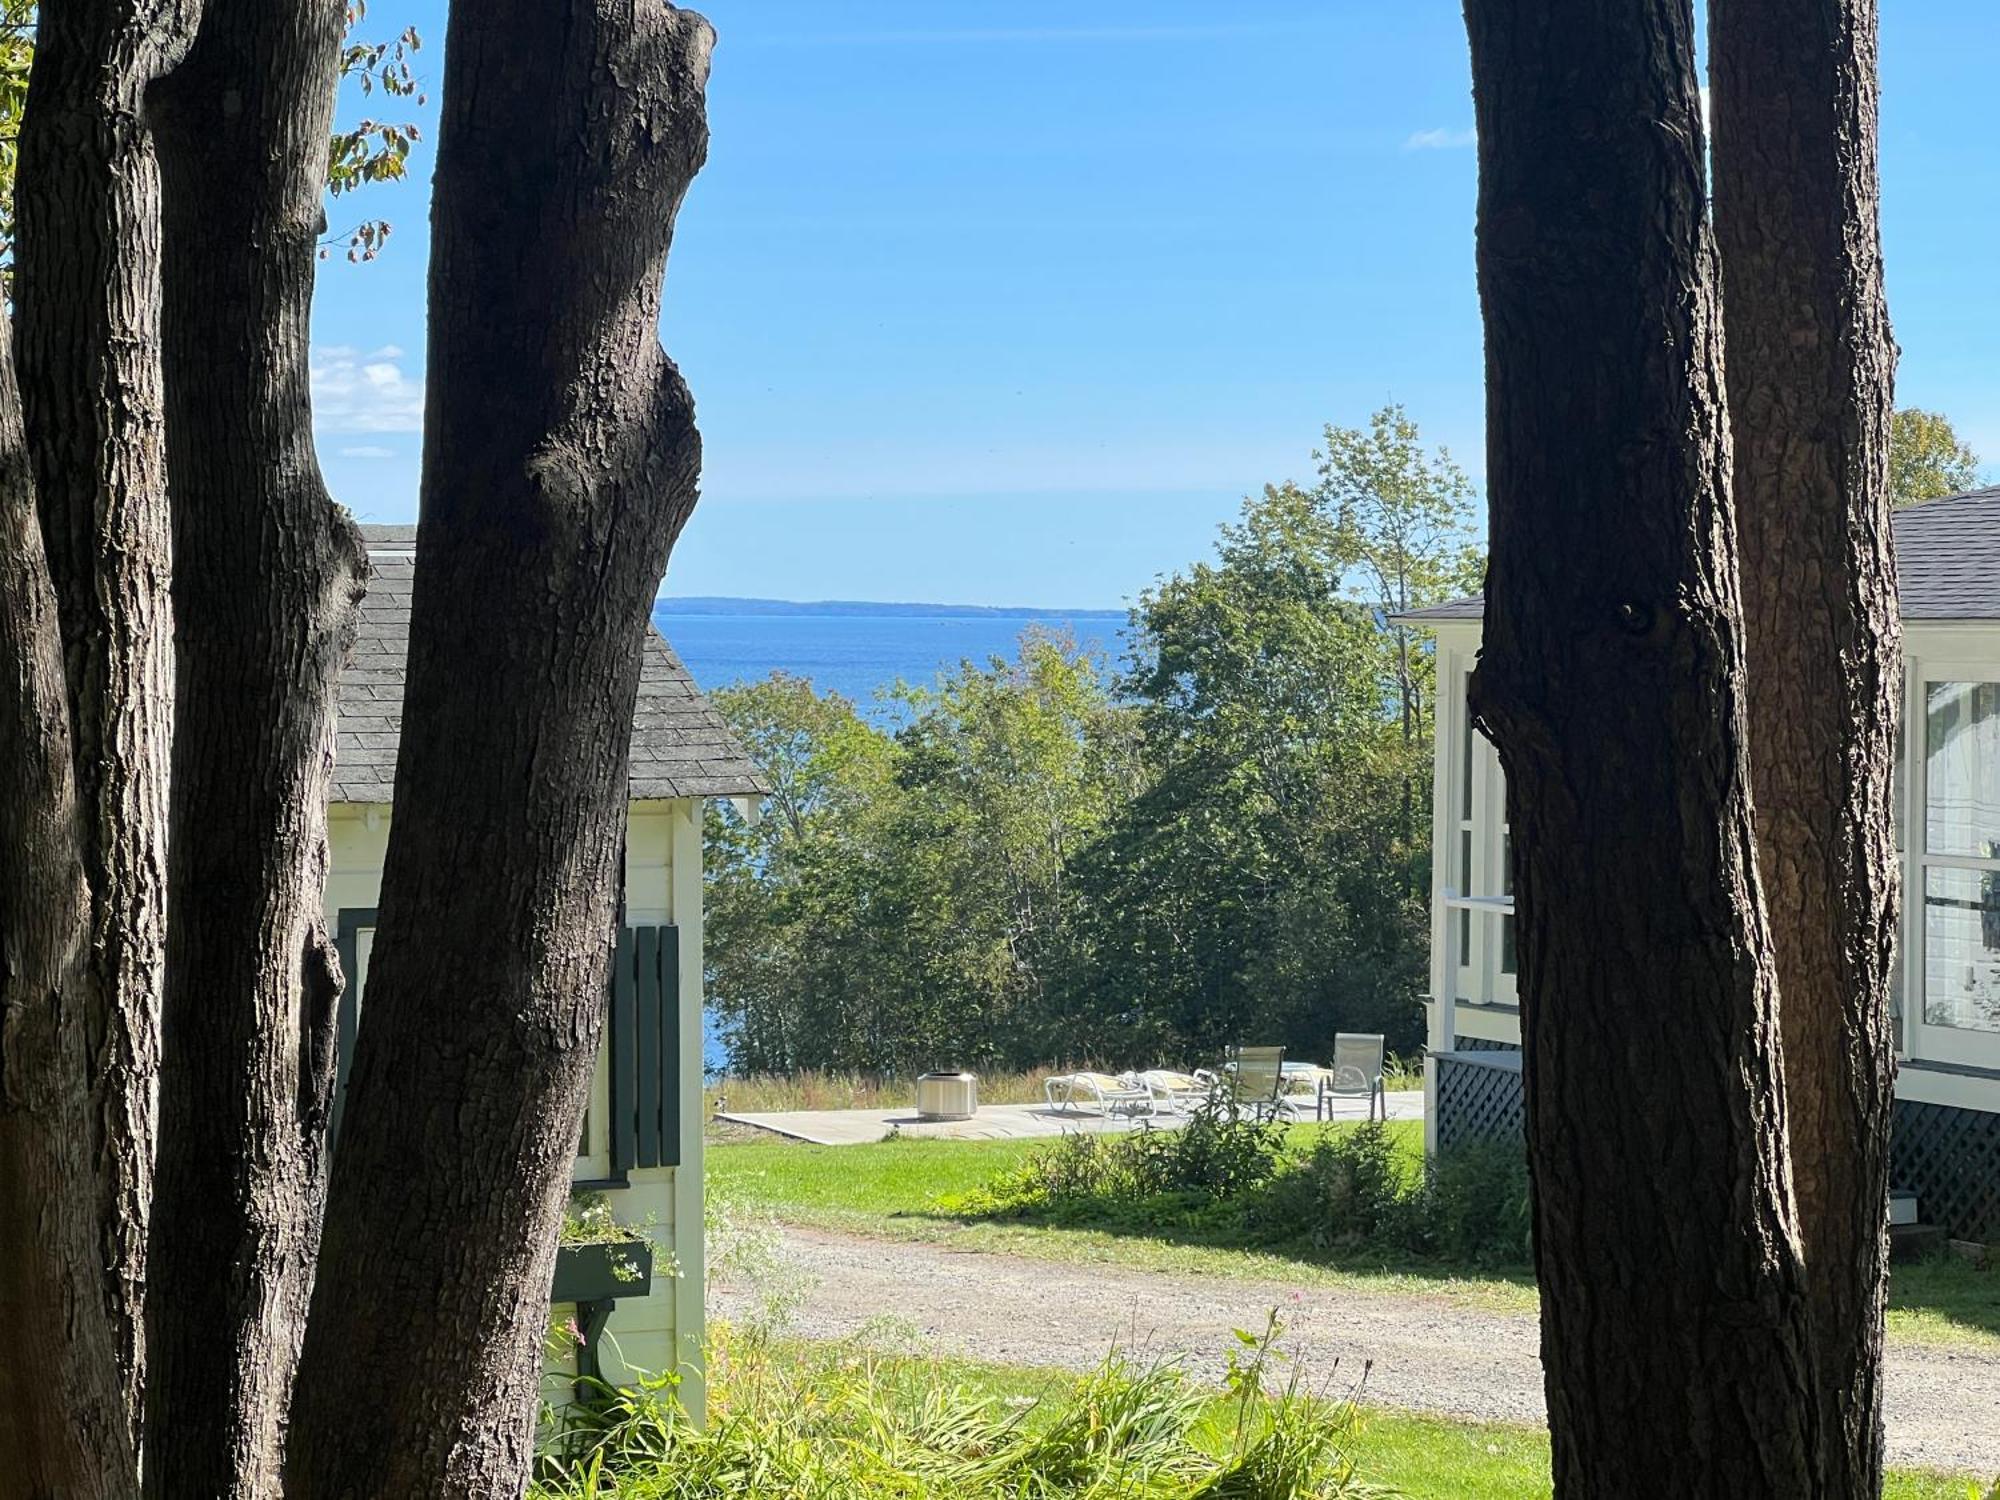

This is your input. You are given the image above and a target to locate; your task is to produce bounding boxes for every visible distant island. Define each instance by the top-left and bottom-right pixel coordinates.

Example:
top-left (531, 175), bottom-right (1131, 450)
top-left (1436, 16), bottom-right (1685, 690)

top-left (655, 595), bottom-right (1129, 621)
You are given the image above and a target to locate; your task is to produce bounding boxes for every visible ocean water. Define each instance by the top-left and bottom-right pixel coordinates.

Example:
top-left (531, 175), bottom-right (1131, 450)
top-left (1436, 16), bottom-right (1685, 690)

top-left (660, 604), bottom-right (1130, 1074)
top-left (654, 608), bottom-right (1130, 710)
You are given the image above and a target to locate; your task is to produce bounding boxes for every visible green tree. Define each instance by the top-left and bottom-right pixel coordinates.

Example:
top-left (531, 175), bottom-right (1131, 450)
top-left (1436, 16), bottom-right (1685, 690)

top-left (1316, 403), bottom-right (1483, 858)
top-left (1068, 482), bottom-right (1436, 1060)
top-left (704, 675), bottom-right (900, 1072)
top-left (705, 415), bottom-right (1481, 1078)
top-left (0, 0), bottom-right (710, 1491)
top-left (705, 637), bottom-right (1134, 1075)
top-left (0, 1), bottom-right (423, 264)
top-left (1889, 406), bottom-right (1981, 506)
top-left (887, 631), bottom-right (1140, 1062)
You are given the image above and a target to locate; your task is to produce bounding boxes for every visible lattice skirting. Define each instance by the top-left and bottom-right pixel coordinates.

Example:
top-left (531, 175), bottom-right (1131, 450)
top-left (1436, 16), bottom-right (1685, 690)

top-left (1433, 1054), bottom-right (2000, 1244)
top-left (1435, 1049), bottom-right (1524, 1156)
top-left (1892, 1098), bottom-right (2000, 1244)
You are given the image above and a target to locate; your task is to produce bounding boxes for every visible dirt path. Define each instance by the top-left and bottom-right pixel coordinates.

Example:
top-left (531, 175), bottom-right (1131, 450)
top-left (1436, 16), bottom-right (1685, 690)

top-left (710, 1225), bottom-right (2000, 1477)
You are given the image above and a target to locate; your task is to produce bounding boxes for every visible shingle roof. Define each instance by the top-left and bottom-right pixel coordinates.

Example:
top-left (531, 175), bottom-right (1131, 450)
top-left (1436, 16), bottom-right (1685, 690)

top-left (333, 526), bottom-right (767, 805)
top-left (1895, 487), bottom-right (2000, 620)
top-left (1398, 487), bottom-right (2000, 626)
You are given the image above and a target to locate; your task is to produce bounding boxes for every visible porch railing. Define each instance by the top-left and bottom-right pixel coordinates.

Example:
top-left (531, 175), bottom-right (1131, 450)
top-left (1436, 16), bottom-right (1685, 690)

top-left (1433, 888), bottom-right (1515, 1056)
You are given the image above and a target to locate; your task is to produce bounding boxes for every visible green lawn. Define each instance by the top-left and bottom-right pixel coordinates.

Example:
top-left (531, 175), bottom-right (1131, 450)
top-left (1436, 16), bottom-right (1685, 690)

top-left (707, 1126), bottom-right (2000, 1347)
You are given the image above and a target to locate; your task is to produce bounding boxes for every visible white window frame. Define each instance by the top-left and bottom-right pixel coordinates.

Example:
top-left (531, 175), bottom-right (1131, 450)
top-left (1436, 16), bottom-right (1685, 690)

top-left (1439, 656), bottom-right (1516, 1010)
top-left (1904, 658), bottom-right (2000, 1071)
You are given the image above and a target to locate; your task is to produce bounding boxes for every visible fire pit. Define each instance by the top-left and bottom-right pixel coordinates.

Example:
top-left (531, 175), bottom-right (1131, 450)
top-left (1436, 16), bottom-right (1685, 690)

top-left (915, 1071), bottom-right (978, 1121)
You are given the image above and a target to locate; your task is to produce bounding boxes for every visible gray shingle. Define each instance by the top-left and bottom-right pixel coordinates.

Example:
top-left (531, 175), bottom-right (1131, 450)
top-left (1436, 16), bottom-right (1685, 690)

top-left (332, 526), bottom-right (767, 805)
top-left (1397, 487), bottom-right (2000, 626)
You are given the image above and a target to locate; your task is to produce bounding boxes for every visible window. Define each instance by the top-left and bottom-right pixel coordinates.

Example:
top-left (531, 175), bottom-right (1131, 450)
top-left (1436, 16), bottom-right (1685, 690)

top-left (1457, 684), bottom-right (1475, 962)
top-left (1445, 666), bottom-right (1516, 1007)
top-left (1917, 679), bottom-right (2000, 1052)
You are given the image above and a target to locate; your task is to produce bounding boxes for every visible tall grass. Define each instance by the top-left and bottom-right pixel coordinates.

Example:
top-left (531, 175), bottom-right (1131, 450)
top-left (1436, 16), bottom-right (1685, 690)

top-left (535, 1319), bottom-right (1374, 1499)
top-left (709, 1059), bottom-right (1427, 1116)
top-left (707, 1066), bottom-right (1097, 1115)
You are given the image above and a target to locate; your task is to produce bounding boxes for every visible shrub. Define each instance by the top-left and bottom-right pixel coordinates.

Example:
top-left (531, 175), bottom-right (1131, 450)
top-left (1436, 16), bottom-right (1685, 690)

top-left (1121, 1102), bottom-right (1288, 1201)
top-left (1421, 1136), bottom-right (1533, 1268)
top-left (1249, 1122), bottom-right (1415, 1249)
top-left (947, 1103), bottom-right (1285, 1228)
top-left (959, 1117), bottom-right (1534, 1272)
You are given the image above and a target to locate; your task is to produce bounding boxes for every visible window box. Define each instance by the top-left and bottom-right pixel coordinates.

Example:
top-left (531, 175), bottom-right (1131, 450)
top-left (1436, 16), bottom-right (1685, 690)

top-left (551, 1239), bottom-right (654, 1305)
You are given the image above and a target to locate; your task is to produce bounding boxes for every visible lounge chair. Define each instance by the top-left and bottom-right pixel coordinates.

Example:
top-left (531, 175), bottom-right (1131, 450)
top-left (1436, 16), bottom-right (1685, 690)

top-left (1130, 1068), bottom-right (1219, 1116)
top-left (1315, 1032), bottom-right (1388, 1122)
top-left (1224, 1045), bottom-right (1291, 1122)
top-left (1044, 1070), bottom-right (1155, 1118)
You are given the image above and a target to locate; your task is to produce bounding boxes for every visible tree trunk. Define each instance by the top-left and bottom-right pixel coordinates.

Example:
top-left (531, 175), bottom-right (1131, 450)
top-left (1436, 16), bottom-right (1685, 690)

top-left (143, 2), bottom-right (366, 1494)
top-left (0, 303), bottom-right (141, 1500)
top-left (1711, 3), bottom-right (1900, 1493)
top-left (13, 0), bottom-right (197, 1435)
top-left (1460, 3), bottom-right (1822, 1495)
top-left (285, 5), bottom-right (715, 1495)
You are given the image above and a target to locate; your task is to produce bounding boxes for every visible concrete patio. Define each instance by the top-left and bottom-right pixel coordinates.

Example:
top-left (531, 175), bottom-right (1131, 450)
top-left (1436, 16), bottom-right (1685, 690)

top-left (716, 1089), bottom-right (1426, 1147)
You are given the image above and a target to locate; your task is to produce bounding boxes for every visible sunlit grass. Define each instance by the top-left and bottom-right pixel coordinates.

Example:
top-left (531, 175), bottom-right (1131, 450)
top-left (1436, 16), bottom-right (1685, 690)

top-left (539, 1325), bottom-right (1980, 1498)
top-left (707, 1126), bottom-right (2000, 1348)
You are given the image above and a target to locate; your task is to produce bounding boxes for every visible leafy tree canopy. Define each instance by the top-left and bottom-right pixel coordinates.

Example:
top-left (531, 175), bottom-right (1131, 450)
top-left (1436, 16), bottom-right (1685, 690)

top-left (1889, 406), bottom-right (1982, 507)
top-left (706, 409), bottom-right (1484, 1077)
top-left (0, 1), bottom-right (423, 263)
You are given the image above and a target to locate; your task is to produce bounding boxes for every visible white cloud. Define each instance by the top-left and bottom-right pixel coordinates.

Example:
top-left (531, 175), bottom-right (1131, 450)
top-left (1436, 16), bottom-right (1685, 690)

top-left (311, 344), bottom-right (423, 433)
top-left (1403, 127), bottom-right (1476, 151)
top-left (338, 445), bottom-right (397, 459)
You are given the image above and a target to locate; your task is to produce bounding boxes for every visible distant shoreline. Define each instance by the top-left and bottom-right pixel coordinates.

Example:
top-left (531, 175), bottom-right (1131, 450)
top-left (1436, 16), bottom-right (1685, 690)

top-left (654, 595), bottom-right (1129, 622)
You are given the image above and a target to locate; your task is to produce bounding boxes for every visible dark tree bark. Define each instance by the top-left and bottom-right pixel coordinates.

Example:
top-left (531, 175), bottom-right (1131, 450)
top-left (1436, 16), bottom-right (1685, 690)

top-left (0, 304), bottom-right (141, 1500)
top-left (286, 5), bottom-right (715, 1495)
top-left (1461, 2), bottom-right (1824, 1494)
top-left (1711, 5), bottom-right (1900, 1494)
top-left (143, 2), bottom-right (367, 1495)
top-left (13, 0), bottom-right (198, 1435)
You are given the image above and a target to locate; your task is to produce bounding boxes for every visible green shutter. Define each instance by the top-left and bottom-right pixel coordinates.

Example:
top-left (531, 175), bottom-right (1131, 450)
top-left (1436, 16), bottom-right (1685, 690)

top-left (608, 924), bottom-right (680, 1171)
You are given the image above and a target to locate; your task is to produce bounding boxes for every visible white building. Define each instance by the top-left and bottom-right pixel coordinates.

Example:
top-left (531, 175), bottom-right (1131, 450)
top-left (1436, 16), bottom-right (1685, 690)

top-left (324, 526), bottom-right (764, 1414)
top-left (1407, 489), bottom-right (2000, 1243)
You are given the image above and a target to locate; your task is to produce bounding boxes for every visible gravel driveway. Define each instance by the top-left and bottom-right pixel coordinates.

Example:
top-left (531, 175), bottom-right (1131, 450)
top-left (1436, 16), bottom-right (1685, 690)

top-left (710, 1225), bottom-right (2000, 1477)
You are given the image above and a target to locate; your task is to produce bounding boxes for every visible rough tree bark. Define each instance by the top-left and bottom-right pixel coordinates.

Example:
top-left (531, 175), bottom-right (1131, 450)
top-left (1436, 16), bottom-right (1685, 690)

top-left (1460, 3), bottom-right (1823, 1494)
top-left (143, 1), bottom-right (368, 1494)
top-left (1711, 5), bottom-right (1901, 1493)
top-left (0, 305), bottom-right (141, 1500)
top-left (286, 5), bottom-right (715, 1495)
top-left (12, 0), bottom-right (198, 1437)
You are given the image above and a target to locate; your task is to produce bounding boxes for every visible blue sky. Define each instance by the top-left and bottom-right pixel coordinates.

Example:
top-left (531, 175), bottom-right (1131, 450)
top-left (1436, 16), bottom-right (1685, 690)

top-left (311, 1), bottom-right (2000, 609)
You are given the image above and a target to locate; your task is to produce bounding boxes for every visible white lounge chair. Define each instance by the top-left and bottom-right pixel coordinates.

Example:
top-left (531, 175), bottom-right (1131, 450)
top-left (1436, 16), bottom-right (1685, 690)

top-left (1043, 1070), bottom-right (1155, 1118)
top-left (1129, 1068), bottom-right (1219, 1116)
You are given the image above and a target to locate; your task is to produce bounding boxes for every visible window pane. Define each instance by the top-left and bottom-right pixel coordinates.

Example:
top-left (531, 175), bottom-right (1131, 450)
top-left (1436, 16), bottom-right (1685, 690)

top-left (1925, 682), bottom-right (2000, 859)
top-left (1460, 698), bottom-right (1475, 821)
top-left (1500, 829), bottom-right (1516, 975)
top-left (1456, 830), bottom-right (1472, 957)
top-left (1924, 866), bottom-right (2000, 1034)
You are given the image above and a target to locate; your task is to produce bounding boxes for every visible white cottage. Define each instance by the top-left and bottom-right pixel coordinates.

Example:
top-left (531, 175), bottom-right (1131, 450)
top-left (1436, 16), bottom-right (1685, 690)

top-left (324, 526), bottom-right (765, 1413)
top-left (1408, 489), bottom-right (2000, 1243)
